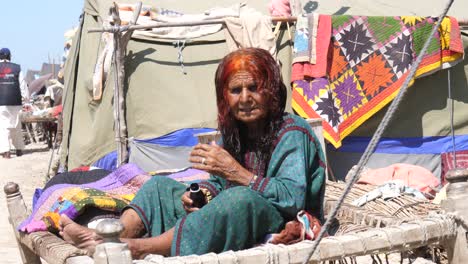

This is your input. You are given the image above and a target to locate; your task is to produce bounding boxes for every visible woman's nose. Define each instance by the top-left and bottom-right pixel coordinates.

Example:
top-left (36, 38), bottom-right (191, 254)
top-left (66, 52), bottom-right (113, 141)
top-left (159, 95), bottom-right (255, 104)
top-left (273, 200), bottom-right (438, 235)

top-left (239, 88), bottom-right (250, 102)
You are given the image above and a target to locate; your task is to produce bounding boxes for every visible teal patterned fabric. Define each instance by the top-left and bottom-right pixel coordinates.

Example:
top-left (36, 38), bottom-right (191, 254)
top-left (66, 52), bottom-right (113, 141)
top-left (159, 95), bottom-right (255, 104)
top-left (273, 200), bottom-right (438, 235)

top-left (127, 113), bottom-right (326, 256)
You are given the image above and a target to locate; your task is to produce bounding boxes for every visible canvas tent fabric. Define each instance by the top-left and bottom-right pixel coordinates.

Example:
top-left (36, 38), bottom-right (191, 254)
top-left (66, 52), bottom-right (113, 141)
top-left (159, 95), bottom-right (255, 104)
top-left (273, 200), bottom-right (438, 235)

top-left (29, 73), bottom-right (53, 96)
top-left (61, 0), bottom-right (293, 170)
top-left (62, 0), bottom-right (468, 182)
top-left (128, 128), bottom-right (216, 172)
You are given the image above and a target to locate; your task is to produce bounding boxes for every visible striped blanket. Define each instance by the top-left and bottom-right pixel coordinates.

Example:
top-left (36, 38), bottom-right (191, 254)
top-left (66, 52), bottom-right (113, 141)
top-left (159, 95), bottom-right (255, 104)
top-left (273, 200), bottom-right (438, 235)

top-left (292, 16), bottom-right (464, 148)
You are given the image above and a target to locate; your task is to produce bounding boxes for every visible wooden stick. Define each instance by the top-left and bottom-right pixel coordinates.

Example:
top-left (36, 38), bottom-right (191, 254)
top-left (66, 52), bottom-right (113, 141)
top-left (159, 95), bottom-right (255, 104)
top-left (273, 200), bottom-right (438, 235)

top-left (111, 2), bottom-right (142, 166)
top-left (3, 182), bottom-right (41, 264)
top-left (4, 182), bottom-right (91, 264)
top-left (143, 215), bottom-right (456, 263)
top-left (89, 15), bottom-right (468, 33)
top-left (24, 123), bottom-right (37, 143)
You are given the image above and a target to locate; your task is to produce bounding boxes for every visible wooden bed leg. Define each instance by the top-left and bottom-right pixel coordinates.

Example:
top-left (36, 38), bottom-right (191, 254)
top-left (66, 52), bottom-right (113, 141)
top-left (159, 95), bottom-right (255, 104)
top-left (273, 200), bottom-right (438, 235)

top-left (93, 219), bottom-right (132, 264)
top-left (3, 182), bottom-right (41, 264)
top-left (25, 123), bottom-right (37, 144)
top-left (442, 168), bottom-right (468, 264)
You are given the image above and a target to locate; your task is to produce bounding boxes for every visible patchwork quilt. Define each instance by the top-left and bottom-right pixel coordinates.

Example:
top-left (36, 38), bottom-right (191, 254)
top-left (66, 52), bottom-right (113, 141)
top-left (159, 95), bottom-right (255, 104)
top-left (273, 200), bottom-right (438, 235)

top-left (292, 16), bottom-right (464, 148)
top-left (19, 164), bottom-right (210, 234)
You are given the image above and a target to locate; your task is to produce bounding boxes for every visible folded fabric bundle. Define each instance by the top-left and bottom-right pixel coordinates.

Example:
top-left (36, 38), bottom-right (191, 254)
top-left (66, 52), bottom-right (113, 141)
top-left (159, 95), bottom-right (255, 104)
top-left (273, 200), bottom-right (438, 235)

top-left (292, 16), bottom-right (464, 148)
top-left (136, 5), bottom-right (241, 40)
top-left (224, 7), bottom-right (276, 57)
top-left (356, 163), bottom-right (440, 196)
top-left (265, 210), bottom-right (322, 245)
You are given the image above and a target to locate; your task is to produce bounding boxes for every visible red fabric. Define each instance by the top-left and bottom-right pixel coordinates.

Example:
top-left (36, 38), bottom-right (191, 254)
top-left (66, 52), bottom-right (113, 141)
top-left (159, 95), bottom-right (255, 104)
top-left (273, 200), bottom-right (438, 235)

top-left (441, 150), bottom-right (468, 186)
top-left (269, 211), bottom-right (322, 245)
top-left (291, 15), bottom-right (332, 81)
top-left (448, 17), bottom-right (464, 53)
top-left (357, 163), bottom-right (440, 196)
top-left (52, 105), bottom-right (63, 118)
top-left (70, 166), bottom-right (90, 172)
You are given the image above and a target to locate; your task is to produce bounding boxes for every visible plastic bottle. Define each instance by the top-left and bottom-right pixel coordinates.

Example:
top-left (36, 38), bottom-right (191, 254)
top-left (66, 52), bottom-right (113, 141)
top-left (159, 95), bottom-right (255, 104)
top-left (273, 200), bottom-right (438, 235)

top-left (189, 183), bottom-right (206, 208)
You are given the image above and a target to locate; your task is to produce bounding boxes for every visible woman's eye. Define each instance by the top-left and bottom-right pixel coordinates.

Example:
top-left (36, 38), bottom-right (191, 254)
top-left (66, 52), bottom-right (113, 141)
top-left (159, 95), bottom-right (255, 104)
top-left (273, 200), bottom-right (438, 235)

top-left (248, 85), bottom-right (257, 92)
top-left (230, 87), bottom-right (241, 94)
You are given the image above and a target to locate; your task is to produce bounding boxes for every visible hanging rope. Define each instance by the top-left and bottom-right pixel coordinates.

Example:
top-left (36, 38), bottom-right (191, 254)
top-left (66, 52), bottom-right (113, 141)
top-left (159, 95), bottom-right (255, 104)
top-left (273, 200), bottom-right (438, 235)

top-left (448, 69), bottom-right (458, 167)
top-left (302, 0), bottom-right (456, 262)
top-left (174, 40), bottom-right (187, 75)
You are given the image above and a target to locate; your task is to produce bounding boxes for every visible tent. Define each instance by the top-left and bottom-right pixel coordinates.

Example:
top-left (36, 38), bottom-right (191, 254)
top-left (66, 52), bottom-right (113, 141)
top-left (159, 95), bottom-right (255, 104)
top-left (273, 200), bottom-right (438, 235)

top-left (24, 70), bottom-right (40, 85)
top-left (39, 63), bottom-right (61, 78)
top-left (61, 0), bottom-right (468, 182)
top-left (61, 0), bottom-right (294, 171)
top-left (28, 73), bottom-right (53, 96)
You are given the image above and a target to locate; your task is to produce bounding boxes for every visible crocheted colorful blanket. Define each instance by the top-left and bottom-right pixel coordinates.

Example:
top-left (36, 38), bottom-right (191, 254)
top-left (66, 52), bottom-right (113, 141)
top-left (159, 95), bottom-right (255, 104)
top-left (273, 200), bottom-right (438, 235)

top-left (292, 16), bottom-right (464, 148)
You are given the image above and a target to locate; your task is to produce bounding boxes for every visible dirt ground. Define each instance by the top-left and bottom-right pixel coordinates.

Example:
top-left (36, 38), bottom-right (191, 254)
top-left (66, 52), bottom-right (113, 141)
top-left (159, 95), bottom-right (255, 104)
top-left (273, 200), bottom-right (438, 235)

top-left (1, 142), bottom-right (52, 264)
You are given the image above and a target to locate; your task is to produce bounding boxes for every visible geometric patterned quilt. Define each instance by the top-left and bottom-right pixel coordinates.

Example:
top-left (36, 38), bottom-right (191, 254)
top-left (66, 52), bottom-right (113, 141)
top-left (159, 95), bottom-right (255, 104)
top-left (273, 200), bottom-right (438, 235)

top-left (292, 16), bottom-right (464, 148)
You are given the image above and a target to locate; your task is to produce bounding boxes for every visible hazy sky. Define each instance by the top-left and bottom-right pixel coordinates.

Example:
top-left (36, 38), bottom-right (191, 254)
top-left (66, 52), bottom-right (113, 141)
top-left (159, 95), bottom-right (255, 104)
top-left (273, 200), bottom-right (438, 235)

top-left (0, 0), bottom-right (84, 72)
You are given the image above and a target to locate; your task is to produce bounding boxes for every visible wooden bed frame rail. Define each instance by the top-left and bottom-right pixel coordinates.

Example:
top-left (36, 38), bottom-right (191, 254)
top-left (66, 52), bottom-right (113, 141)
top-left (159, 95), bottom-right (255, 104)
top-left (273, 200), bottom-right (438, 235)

top-left (5, 167), bottom-right (468, 264)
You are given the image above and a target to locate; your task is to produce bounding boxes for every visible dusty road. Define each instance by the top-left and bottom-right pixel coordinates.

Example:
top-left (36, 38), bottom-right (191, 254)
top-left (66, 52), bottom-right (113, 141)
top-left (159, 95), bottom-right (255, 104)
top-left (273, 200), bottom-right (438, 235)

top-left (1, 143), bottom-right (51, 264)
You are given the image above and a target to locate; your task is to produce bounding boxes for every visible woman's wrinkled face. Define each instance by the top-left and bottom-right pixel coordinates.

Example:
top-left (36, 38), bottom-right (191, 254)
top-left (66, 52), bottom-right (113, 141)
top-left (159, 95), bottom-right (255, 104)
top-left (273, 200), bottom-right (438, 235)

top-left (226, 71), bottom-right (268, 125)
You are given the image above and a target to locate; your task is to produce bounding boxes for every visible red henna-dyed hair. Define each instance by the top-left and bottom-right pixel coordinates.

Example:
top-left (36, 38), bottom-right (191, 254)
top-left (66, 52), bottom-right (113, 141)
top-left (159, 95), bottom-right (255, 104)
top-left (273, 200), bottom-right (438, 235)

top-left (214, 48), bottom-right (287, 162)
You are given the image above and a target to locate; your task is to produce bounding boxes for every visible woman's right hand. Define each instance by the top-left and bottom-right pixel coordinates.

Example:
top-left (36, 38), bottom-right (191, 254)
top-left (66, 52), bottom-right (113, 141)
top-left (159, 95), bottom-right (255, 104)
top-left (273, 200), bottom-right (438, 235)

top-left (181, 191), bottom-right (199, 213)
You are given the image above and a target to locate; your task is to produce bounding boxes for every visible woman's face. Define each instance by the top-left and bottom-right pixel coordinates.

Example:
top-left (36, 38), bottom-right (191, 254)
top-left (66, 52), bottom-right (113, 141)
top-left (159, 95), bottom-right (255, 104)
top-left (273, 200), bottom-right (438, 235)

top-left (226, 71), bottom-right (268, 125)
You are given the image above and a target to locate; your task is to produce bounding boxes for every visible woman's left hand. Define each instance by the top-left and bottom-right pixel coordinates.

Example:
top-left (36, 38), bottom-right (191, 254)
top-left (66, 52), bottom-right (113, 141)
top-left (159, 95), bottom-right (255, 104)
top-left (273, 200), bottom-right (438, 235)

top-left (189, 142), bottom-right (252, 185)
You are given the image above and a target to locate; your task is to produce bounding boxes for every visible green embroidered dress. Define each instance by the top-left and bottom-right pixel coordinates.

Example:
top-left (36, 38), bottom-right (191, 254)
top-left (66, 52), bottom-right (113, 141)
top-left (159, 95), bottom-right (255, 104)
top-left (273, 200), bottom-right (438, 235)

top-left (126, 113), bottom-right (326, 256)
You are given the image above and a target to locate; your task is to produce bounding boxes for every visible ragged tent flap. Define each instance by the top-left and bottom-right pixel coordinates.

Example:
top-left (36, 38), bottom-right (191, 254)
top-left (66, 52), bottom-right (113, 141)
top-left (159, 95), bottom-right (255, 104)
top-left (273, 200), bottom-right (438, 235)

top-left (292, 16), bottom-right (464, 148)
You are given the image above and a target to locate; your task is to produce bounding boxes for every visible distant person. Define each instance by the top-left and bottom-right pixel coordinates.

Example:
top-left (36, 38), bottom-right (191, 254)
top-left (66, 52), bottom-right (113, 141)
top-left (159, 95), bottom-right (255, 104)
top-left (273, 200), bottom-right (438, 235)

top-left (0, 48), bottom-right (29, 158)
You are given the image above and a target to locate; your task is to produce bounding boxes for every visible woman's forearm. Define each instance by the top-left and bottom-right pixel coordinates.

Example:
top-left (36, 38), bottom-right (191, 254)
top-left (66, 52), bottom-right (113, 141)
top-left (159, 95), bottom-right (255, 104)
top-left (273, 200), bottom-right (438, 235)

top-left (223, 163), bottom-right (255, 186)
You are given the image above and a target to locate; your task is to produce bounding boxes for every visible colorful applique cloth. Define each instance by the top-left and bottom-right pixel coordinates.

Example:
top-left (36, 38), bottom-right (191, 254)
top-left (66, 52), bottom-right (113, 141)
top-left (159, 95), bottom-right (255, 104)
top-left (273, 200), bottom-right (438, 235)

top-left (292, 16), bottom-right (464, 148)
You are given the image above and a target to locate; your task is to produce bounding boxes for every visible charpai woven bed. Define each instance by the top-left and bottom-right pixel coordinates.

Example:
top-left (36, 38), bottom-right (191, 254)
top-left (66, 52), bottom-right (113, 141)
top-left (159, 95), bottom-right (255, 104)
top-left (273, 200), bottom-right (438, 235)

top-left (4, 179), bottom-right (449, 264)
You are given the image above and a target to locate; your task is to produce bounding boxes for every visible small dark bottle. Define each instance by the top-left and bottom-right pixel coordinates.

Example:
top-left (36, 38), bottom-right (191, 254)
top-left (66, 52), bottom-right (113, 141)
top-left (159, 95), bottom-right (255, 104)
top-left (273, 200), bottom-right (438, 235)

top-left (189, 183), bottom-right (206, 208)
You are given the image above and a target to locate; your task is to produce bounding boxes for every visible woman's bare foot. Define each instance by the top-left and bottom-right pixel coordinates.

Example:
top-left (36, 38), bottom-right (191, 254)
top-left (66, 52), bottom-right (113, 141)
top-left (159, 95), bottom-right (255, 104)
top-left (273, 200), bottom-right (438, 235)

top-left (59, 214), bottom-right (103, 253)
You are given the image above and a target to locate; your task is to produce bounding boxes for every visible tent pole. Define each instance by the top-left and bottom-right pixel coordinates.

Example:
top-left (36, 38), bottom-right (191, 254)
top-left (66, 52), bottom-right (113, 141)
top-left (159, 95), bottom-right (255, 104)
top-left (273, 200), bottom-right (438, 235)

top-left (110, 2), bottom-right (142, 166)
top-left (89, 16), bottom-right (468, 33)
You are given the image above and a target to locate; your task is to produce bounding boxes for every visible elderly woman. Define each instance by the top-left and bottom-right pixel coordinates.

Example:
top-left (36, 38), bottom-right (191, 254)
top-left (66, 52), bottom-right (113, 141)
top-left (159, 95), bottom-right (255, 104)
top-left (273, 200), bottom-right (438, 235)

top-left (60, 47), bottom-right (326, 258)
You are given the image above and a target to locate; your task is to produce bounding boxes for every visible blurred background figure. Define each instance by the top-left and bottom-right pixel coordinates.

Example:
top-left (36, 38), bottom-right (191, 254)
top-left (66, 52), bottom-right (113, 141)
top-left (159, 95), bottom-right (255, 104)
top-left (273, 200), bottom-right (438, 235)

top-left (0, 48), bottom-right (29, 158)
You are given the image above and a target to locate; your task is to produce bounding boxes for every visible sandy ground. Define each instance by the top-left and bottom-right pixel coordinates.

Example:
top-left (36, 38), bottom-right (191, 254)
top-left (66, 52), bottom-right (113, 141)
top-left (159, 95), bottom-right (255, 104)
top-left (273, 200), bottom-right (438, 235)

top-left (1, 142), bottom-right (52, 264)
